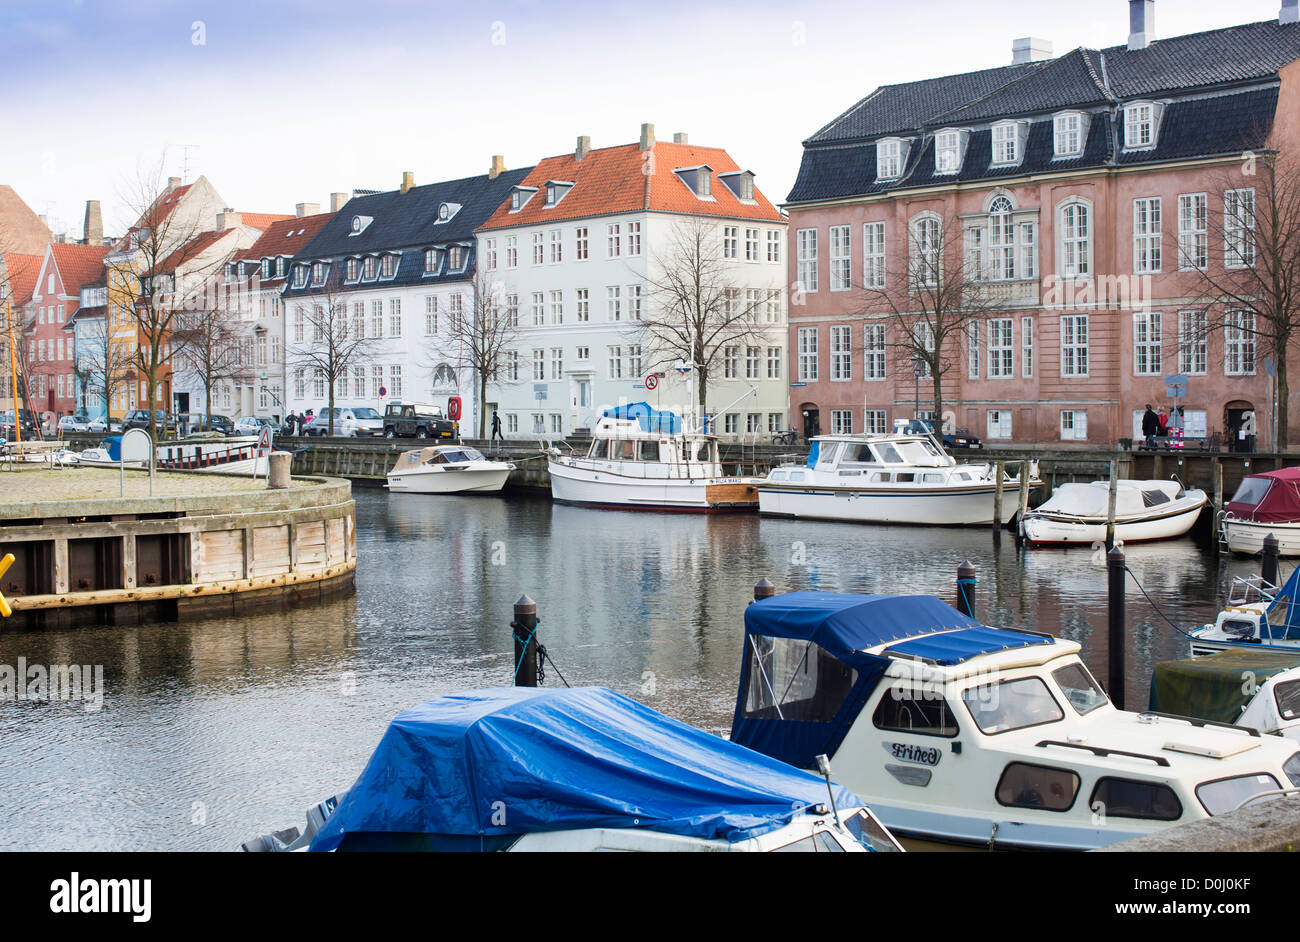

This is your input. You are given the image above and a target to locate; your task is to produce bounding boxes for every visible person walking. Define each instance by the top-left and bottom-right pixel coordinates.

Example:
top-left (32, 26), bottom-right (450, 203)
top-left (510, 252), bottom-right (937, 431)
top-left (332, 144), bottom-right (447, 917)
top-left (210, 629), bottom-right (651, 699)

top-left (491, 410), bottom-right (504, 444)
top-left (1141, 404), bottom-right (1159, 450)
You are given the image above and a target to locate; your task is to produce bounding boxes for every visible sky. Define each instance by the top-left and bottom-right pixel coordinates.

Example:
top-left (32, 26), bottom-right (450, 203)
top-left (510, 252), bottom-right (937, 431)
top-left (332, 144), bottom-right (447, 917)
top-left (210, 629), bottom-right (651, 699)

top-left (0, 0), bottom-right (1291, 237)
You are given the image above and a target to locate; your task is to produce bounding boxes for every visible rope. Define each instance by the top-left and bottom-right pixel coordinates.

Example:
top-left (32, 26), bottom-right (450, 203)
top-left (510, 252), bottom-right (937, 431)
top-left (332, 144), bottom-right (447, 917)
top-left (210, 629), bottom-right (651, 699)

top-left (510, 620), bottom-right (538, 684)
top-left (537, 643), bottom-right (571, 688)
top-left (1123, 564), bottom-right (1201, 641)
top-left (957, 576), bottom-right (977, 616)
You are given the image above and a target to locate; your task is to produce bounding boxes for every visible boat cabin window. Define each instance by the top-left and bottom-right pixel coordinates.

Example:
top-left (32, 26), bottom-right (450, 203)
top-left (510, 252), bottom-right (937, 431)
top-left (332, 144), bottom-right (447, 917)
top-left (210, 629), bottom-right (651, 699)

top-left (873, 443), bottom-right (903, 464)
top-left (742, 635), bottom-right (857, 723)
top-left (896, 440), bottom-right (941, 463)
top-left (1285, 753), bottom-right (1300, 787)
top-left (842, 809), bottom-right (903, 853)
top-left (995, 762), bottom-right (1080, 812)
top-left (895, 472), bottom-right (914, 483)
top-left (841, 443), bottom-right (877, 464)
top-left (426, 451), bottom-right (449, 465)
top-left (1088, 778), bottom-right (1182, 821)
top-left (587, 439), bottom-right (603, 458)
top-left (1141, 488), bottom-right (1170, 507)
top-left (962, 677), bottom-right (1064, 734)
top-left (1051, 663), bottom-right (1108, 715)
top-left (1275, 681), bottom-right (1300, 721)
top-left (815, 442), bottom-right (844, 467)
top-left (770, 471), bottom-right (788, 482)
top-left (953, 472), bottom-right (972, 481)
top-left (1195, 773), bottom-right (1280, 816)
top-left (870, 473), bottom-right (890, 483)
top-left (1222, 617), bottom-right (1258, 639)
top-left (1229, 477), bottom-right (1271, 506)
top-left (872, 687), bottom-right (960, 738)
top-left (611, 440), bottom-right (637, 460)
top-left (461, 448), bottom-right (486, 461)
top-left (922, 473), bottom-right (944, 483)
top-left (440, 450), bottom-right (473, 463)
top-left (639, 441), bottom-right (660, 461)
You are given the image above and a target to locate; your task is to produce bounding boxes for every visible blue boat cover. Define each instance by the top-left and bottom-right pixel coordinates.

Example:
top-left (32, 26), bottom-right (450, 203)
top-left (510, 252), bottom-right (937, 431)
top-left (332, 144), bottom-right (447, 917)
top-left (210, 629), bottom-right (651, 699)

top-left (1264, 566), bottom-right (1300, 641)
top-left (806, 440), bottom-right (820, 468)
top-left (884, 626), bottom-right (1053, 665)
top-left (308, 686), bottom-right (860, 852)
top-left (602, 402), bottom-right (681, 434)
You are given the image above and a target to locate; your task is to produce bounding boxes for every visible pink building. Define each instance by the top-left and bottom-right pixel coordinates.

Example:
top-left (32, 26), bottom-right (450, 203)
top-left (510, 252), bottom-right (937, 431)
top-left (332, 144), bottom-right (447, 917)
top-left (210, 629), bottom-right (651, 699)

top-left (785, 3), bottom-right (1300, 449)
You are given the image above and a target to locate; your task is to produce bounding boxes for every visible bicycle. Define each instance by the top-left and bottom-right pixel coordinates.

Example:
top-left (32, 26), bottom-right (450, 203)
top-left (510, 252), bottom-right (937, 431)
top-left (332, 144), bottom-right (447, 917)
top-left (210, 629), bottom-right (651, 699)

top-left (771, 428), bottom-right (800, 446)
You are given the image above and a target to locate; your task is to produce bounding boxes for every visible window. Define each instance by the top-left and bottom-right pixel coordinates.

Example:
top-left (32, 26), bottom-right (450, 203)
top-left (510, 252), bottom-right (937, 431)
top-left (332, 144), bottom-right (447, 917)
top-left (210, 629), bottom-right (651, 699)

top-left (767, 230), bottom-right (782, 263)
top-left (352, 302), bottom-right (365, 339)
top-left (551, 347), bottom-right (563, 380)
top-left (575, 227), bottom-right (588, 260)
top-left (863, 324), bottom-right (886, 380)
top-left (550, 290), bottom-right (563, 324)
top-left (826, 410), bottom-right (851, 434)
top-left (380, 254), bottom-right (397, 279)
top-left (988, 318), bottom-right (1013, 377)
top-left (345, 258), bottom-right (361, 282)
top-left (967, 320), bottom-right (979, 378)
top-left (910, 216), bottom-right (940, 287)
top-left (1224, 310), bottom-right (1256, 376)
top-left (389, 298), bottom-right (402, 337)
top-left (531, 292), bottom-right (545, 326)
top-left (483, 238), bottom-right (497, 271)
top-left (505, 236), bottom-right (518, 268)
top-left (1133, 311), bottom-right (1161, 376)
top-left (607, 346), bottom-right (623, 379)
top-left (723, 346), bottom-right (739, 379)
top-left (627, 345), bottom-right (642, 378)
top-left (745, 346), bottom-right (761, 380)
top-left (389, 364), bottom-right (403, 398)
top-left (1196, 774), bottom-right (1281, 816)
top-left (1178, 310), bottom-right (1207, 375)
top-left (996, 763), bottom-right (1079, 812)
top-left (1133, 197), bottom-right (1162, 273)
top-left (449, 294), bottom-right (463, 333)
top-left (607, 224), bottom-right (621, 257)
top-left (293, 306), bottom-right (305, 342)
top-left (830, 326), bottom-right (852, 381)
top-left (935, 129), bottom-right (963, 173)
top-left (626, 284), bottom-right (642, 321)
top-left (872, 687), bottom-right (959, 737)
top-left (992, 121), bottom-right (1020, 164)
top-left (1053, 112), bottom-right (1084, 157)
top-left (532, 349), bottom-right (545, 381)
top-left (292, 265), bottom-right (308, 288)
top-left (576, 346), bottom-right (589, 361)
top-left (424, 295), bottom-right (438, 335)
top-left (1022, 316), bottom-right (1034, 378)
top-left (767, 346), bottom-right (782, 379)
top-left (829, 225), bottom-right (851, 291)
top-left (606, 286), bottom-right (621, 321)
top-left (1060, 409), bottom-right (1088, 441)
top-left (370, 300), bottom-right (383, 338)
top-left (1177, 193), bottom-right (1208, 270)
top-left (723, 226), bottom-right (738, 259)
top-left (1019, 221), bottom-right (1037, 279)
top-left (864, 409), bottom-right (887, 434)
top-left (1089, 778), bottom-right (1182, 821)
top-left (724, 413), bottom-right (738, 434)
top-left (797, 328), bottom-right (818, 381)
top-left (549, 229), bottom-right (562, 263)
top-left (1225, 188), bottom-right (1256, 268)
top-left (987, 410), bottom-right (1012, 439)
top-left (1061, 314), bottom-right (1088, 377)
top-left (863, 222), bottom-right (886, 289)
top-left (964, 677), bottom-right (1064, 735)
top-left (1123, 102), bottom-right (1157, 149)
top-left (912, 321), bottom-right (935, 377)
top-left (877, 139), bottom-right (904, 180)
top-left (310, 261), bottom-right (327, 286)
top-left (576, 289), bottom-right (589, 322)
top-left (531, 232), bottom-right (544, 265)
top-left (620, 221), bottom-right (640, 256)
top-left (765, 289), bottom-right (783, 324)
top-left (1060, 202), bottom-right (1090, 276)
top-left (988, 197), bottom-right (1015, 281)
top-left (1052, 664), bottom-right (1108, 716)
top-left (796, 229), bottom-right (818, 292)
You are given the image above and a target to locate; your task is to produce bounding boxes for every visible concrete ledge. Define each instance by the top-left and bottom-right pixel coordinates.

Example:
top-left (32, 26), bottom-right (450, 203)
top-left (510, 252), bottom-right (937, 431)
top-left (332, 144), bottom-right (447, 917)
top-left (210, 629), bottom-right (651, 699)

top-left (1095, 796), bottom-right (1300, 852)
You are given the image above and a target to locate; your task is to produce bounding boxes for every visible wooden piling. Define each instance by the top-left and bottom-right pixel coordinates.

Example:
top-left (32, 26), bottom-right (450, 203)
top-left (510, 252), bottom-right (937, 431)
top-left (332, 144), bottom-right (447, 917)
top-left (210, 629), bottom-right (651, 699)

top-left (513, 594), bottom-right (539, 687)
top-left (1263, 533), bottom-right (1280, 588)
top-left (754, 578), bottom-right (775, 602)
top-left (1016, 461), bottom-right (1031, 544)
top-left (956, 561), bottom-right (977, 618)
top-left (993, 461), bottom-right (1005, 538)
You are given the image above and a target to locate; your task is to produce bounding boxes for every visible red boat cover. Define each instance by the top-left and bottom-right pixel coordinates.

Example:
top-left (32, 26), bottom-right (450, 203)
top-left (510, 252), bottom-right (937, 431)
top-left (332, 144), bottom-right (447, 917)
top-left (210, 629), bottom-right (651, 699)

top-left (1226, 467), bottom-right (1300, 522)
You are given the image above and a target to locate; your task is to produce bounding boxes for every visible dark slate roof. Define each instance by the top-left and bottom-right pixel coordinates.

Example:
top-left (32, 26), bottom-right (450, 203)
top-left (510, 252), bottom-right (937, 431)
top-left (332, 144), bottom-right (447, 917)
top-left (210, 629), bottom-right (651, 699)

top-left (935, 49), bottom-right (1112, 124)
top-left (1114, 86), bottom-right (1278, 165)
top-left (283, 167), bottom-right (533, 297)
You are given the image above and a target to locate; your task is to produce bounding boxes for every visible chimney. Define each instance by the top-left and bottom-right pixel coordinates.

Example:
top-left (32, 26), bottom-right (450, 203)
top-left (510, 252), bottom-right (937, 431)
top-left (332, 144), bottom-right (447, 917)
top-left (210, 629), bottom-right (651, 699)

top-left (400, 171), bottom-right (415, 194)
top-left (488, 155), bottom-right (506, 179)
top-left (1283, 0), bottom-right (1299, 24)
top-left (639, 122), bottom-right (655, 151)
top-left (216, 208), bottom-right (242, 230)
top-left (575, 136), bottom-right (592, 161)
top-left (330, 192), bottom-right (348, 213)
top-left (673, 132), bottom-right (689, 144)
top-left (83, 200), bottom-right (103, 245)
top-left (295, 202), bottom-right (320, 218)
top-left (1012, 37), bottom-right (1053, 64)
top-left (167, 176), bottom-right (182, 191)
top-left (1128, 0), bottom-right (1155, 51)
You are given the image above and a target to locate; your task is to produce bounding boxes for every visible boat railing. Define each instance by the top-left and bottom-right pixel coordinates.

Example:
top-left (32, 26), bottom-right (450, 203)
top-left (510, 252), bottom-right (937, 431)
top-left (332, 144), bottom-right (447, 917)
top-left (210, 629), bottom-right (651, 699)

top-left (1232, 786), bottom-right (1300, 812)
top-left (1137, 711), bottom-right (1262, 737)
top-left (1034, 740), bottom-right (1171, 767)
top-left (1225, 574), bottom-right (1278, 607)
top-left (156, 440), bottom-right (261, 470)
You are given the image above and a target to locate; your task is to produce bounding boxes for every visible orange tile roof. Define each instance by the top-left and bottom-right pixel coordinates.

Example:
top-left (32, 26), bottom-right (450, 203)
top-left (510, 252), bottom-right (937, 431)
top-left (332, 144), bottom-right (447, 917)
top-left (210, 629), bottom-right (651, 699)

top-left (0, 185), bottom-right (52, 254)
top-left (238, 212), bottom-right (294, 230)
top-left (237, 213), bottom-right (334, 269)
top-left (50, 243), bottom-right (108, 294)
top-left (1, 253), bottom-right (42, 306)
top-left (157, 229), bottom-right (231, 274)
top-left (478, 140), bottom-right (782, 231)
top-left (134, 183), bottom-right (193, 231)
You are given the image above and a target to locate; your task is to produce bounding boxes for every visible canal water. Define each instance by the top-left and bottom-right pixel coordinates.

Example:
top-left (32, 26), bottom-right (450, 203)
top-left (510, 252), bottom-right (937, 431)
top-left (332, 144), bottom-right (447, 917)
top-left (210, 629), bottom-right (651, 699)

top-left (0, 489), bottom-right (1277, 850)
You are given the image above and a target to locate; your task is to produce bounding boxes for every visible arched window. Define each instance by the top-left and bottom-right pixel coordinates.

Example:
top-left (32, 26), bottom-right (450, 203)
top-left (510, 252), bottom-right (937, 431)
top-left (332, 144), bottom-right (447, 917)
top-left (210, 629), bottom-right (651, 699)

top-left (909, 215), bottom-right (941, 287)
top-left (431, 364), bottom-right (457, 392)
top-left (1059, 200), bottom-right (1091, 277)
top-left (989, 196), bottom-right (1015, 281)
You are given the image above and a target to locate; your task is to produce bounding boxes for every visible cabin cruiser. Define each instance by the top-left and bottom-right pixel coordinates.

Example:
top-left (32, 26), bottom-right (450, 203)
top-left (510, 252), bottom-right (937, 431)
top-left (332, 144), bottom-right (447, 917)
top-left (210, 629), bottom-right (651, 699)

top-left (548, 403), bottom-right (760, 512)
top-left (729, 590), bottom-right (1300, 850)
top-left (241, 686), bottom-right (902, 853)
top-left (1189, 568), bottom-right (1300, 656)
top-left (1220, 467), bottom-right (1300, 555)
top-left (75, 435), bottom-right (148, 468)
top-left (386, 445), bottom-right (513, 495)
top-left (1021, 479), bottom-right (1207, 546)
top-left (1151, 649), bottom-right (1300, 743)
top-left (156, 436), bottom-right (281, 475)
top-left (758, 432), bottom-right (1038, 526)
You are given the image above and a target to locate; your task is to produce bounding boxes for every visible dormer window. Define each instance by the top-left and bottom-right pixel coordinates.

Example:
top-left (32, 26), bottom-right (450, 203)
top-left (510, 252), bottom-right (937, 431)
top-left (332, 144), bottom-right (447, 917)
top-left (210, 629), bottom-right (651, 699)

top-left (362, 256), bottom-right (378, 280)
top-left (509, 187), bottom-right (538, 212)
top-left (544, 182), bottom-right (574, 207)
top-left (1123, 102), bottom-right (1162, 150)
top-left (380, 253), bottom-right (398, 279)
top-left (424, 248), bottom-right (443, 274)
top-left (224, 262), bottom-right (235, 282)
top-left (448, 246), bottom-right (467, 271)
top-left (876, 139), bottom-right (906, 180)
top-left (261, 258), bottom-right (271, 279)
top-left (291, 264), bottom-right (308, 288)
top-left (672, 166), bottom-right (714, 198)
top-left (934, 130), bottom-right (968, 174)
top-left (349, 215), bottom-right (374, 236)
top-left (345, 258), bottom-right (361, 282)
top-left (718, 171), bottom-right (756, 202)
top-left (991, 122), bottom-right (1024, 165)
top-left (1053, 111), bottom-right (1088, 158)
top-left (276, 257), bottom-right (286, 278)
top-left (435, 202), bottom-right (462, 224)
top-left (310, 261), bottom-right (328, 286)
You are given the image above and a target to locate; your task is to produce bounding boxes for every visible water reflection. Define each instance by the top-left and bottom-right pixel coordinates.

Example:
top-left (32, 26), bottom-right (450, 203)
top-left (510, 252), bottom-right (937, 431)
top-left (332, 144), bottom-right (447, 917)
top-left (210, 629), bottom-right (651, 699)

top-left (0, 491), bottom-right (1281, 850)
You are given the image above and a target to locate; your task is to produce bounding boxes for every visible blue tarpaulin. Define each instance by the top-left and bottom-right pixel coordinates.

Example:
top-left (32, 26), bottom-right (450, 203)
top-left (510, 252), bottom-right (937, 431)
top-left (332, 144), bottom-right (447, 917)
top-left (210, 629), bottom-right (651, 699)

top-left (1265, 566), bottom-right (1300, 641)
top-left (602, 402), bottom-right (681, 434)
top-left (884, 626), bottom-right (1052, 665)
top-left (308, 686), bottom-right (860, 852)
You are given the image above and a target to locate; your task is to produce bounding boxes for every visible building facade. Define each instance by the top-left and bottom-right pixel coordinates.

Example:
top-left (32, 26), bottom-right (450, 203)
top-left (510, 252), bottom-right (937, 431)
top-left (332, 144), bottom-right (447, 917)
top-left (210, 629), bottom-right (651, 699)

top-left (26, 243), bottom-right (108, 420)
top-left (785, 5), bottom-right (1300, 448)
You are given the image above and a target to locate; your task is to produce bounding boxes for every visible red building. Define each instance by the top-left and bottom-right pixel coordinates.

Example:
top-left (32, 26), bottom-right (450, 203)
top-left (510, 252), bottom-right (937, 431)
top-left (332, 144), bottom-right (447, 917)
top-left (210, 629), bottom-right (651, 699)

top-left (28, 243), bottom-right (108, 419)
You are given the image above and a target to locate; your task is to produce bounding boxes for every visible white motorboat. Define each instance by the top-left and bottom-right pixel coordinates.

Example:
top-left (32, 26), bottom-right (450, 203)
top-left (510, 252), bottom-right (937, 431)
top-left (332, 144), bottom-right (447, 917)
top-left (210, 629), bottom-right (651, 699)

top-left (1151, 649), bottom-right (1300, 743)
top-left (547, 403), bottom-right (761, 513)
top-left (1021, 479), bottom-right (1207, 546)
top-left (241, 686), bottom-right (903, 853)
top-left (75, 435), bottom-right (148, 468)
top-left (758, 432), bottom-right (1038, 526)
top-left (156, 437), bottom-right (280, 475)
top-left (730, 590), bottom-right (1300, 850)
top-left (386, 445), bottom-right (513, 494)
top-left (1220, 467), bottom-right (1300, 555)
top-left (1188, 569), bottom-right (1300, 656)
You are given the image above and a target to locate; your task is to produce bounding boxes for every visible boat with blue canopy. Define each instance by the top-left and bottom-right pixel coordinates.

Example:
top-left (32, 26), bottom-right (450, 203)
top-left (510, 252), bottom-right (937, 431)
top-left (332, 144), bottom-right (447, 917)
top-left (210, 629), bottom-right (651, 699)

top-left (243, 686), bottom-right (901, 852)
top-left (1189, 565), bottom-right (1300, 656)
top-left (729, 590), bottom-right (1300, 850)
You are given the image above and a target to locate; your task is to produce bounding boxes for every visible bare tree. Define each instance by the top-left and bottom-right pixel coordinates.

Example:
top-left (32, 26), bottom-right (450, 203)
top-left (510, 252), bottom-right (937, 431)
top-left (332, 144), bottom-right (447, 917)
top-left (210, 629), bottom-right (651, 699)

top-left (1179, 151), bottom-right (1300, 449)
top-left (173, 262), bottom-right (254, 429)
top-left (440, 271), bottom-right (523, 438)
top-left (862, 210), bottom-right (1006, 426)
top-left (286, 286), bottom-right (377, 436)
top-left (641, 217), bottom-right (771, 426)
top-left (0, 252), bottom-right (40, 434)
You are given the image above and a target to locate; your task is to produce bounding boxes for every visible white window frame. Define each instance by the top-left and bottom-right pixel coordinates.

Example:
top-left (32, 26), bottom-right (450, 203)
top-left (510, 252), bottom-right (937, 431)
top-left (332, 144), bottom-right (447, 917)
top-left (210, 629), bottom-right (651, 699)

top-left (1132, 311), bottom-right (1162, 376)
top-left (1177, 310), bottom-right (1207, 376)
top-left (863, 324), bottom-right (886, 381)
top-left (1021, 316), bottom-right (1034, 379)
top-left (1053, 111), bottom-right (1084, 158)
top-left (877, 138), bottom-right (904, 180)
top-left (830, 325), bottom-right (852, 381)
top-left (991, 121), bottom-right (1020, 165)
top-left (988, 318), bottom-right (1013, 378)
top-left (1123, 102), bottom-right (1159, 150)
top-left (1224, 188), bottom-right (1256, 269)
top-left (934, 129), bottom-right (963, 174)
top-left (1133, 197), bottom-right (1162, 274)
top-left (1058, 200), bottom-right (1091, 278)
top-left (797, 327), bottom-right (818, 382)
top-left (1177, 193), bottom-right (1208, 271)
top-left (1060, 314), bottom-right (1089, 378)
top-left (796, 229), bottom-right (818, 292)
top-left (862, 222), bottom-right (886, 289)
top-left (829, 225), bottom-right (851, 291)
top-left (1224, 310), bottom-right (1257, 376)
top-left (1060, 409), bottom-right (1088, 441)
top-left (986, 410), bottom-right (1012, 440)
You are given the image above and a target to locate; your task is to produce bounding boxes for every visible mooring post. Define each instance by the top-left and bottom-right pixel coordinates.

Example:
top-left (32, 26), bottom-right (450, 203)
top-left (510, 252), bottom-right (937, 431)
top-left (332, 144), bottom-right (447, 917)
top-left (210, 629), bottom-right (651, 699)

top-left (754, 577), bottom-right (775, 602)
top-left (993, 461), bottom-right (1005, 539)
top-left (1107, 545), bottom-right (1126, 711)
top-left (513, 594), bottom-right (539, 687)
top-left (1263, 533), bottom-right (1280, 587)
top-left (1016, 461), bottom-right (1031, 545)
top-left (1105, 458), bottom-right (1119, 548)
top-left (956, 561), bottom-right (977, 619)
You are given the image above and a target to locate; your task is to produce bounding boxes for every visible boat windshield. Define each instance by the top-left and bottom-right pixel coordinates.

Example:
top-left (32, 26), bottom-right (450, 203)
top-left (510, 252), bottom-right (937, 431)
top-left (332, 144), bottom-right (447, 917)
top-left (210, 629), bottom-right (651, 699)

top-left (962, 677), bottom-right (1064, 734)
top-left (842, 809), bottom-right (903, 853)
top-left (460, 448), bottom-right (486, 461)
top-left (873, 443), bottom-right (903, 464)
top-left (1196, 773), bottom-right (1281, 816)
top-left (1051, 663), bottom-right (1108, 715)
top-left (896, 440), bottom-right (942, 463)
top-left (1275, 680), bottom-right (1300, 721)
top-left (1229, 477), bottom-right (1272, 506)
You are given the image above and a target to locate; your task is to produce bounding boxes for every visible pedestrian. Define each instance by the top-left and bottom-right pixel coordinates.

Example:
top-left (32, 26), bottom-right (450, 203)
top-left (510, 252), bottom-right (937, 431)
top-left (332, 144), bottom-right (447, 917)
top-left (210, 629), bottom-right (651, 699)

top-left (1241, 409), bottom-right (1257, 453)
top-left (491, 410), bottom-right (504, 443)
top-left (1156, 407), bottom-right (1168, 437)
top-left (1141, 403), bottom-right (1159, 450)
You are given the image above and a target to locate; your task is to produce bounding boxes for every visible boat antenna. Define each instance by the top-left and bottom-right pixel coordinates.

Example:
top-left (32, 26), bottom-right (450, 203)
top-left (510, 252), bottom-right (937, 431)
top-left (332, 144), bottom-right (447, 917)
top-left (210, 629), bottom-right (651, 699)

top-left (815, 753), bottom-right (841, 826)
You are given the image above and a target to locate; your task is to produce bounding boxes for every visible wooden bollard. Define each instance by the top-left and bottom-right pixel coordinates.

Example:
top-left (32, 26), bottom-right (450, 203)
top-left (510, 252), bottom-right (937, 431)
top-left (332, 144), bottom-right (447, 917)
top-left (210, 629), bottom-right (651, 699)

top-left (1105, 458), bottom-right (1119, 548)
top-left (267, 452), bottom-right (291, 489)
top-left (1016, 461), bottom-right (1031, 544)
top-left (1263, 533), bottom-right (1280, 587)
top-left (993, 461), bottom-right (1005, 538)
top-left (956, 561), bottom-right (977, 619)
top-left (1107, 545), bottom-right (1126, 711)
top-left (754, 577), bottom-right (775, 602)
top-left (513, 594), bottom-right (539, 687)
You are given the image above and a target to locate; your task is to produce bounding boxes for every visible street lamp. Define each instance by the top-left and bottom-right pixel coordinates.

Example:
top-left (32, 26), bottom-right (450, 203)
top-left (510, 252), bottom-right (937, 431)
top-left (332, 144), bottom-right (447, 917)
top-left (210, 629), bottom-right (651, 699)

top-left (912, 354), bottom-right (924, 421)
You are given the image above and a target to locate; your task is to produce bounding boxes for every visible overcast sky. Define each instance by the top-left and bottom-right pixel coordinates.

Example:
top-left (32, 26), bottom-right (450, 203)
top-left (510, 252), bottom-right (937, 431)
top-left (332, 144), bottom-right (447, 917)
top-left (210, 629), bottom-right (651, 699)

top-left (0, 0), bottom-right (1290, 237)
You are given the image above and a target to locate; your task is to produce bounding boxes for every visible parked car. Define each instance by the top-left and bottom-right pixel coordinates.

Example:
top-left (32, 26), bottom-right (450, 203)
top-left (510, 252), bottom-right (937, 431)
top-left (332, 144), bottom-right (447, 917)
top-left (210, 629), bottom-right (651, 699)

top-left (180, 413), bottom-right (233, 436)
top-left (304, 407), bottom-right (384, 438)
top-left (233, 415), bottom-right (275, 437)
top-left (86, 414), bottom-right (123, 433)
top-left (0, 410), bottom-right (37, 440)
top-left (58, 415), bottom-right (90, 434)
top-left (900, 418), bottom-right (982, 450)
top-left (382, 402), bottom-right (457, 440)
top-left (123, 409), bottom-right (179, 438)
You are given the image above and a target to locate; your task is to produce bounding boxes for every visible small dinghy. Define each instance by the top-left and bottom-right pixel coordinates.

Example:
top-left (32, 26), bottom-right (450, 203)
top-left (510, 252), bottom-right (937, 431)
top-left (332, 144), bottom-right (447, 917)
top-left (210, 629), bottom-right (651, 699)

top-left (1021, 479), bottom-right (1206, 546)
top-left (1190, 567), bottom-right (1300, 656)
top-left (1221, 468), bottom-right (1300, 556)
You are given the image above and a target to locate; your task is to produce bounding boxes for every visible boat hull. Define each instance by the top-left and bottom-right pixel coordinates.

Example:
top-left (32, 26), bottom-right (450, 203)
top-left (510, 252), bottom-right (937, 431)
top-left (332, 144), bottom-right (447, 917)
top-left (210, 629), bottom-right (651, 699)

top-left (1221, 518), bottom-right (1300, 556)
top-left (1023, 497), bottom-right (1206, 546)
top-left (757, 482), bottom-right (1014, 526)
top-left (387, 466), bottom-right (511, 494)
top-left (548, 460), bottom-right (759, 512)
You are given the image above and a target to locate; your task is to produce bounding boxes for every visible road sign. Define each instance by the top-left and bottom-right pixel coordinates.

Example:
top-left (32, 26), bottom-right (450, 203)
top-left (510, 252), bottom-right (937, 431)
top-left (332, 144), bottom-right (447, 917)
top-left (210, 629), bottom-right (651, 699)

top-left (790, 382), bottom-right (807, 387)
top-left (645, 374), bottom-right (658, 391)
top-left (378, 386), bottom-right (387, 398)
top-left (1163, 373), bottom-right (1188, 386)
top-left (534, 383), bottom-right (547, 401)
top-left (1166, 383), bottom-right (1186, 398)
top-left (257, 425), bottom-right (273, 455)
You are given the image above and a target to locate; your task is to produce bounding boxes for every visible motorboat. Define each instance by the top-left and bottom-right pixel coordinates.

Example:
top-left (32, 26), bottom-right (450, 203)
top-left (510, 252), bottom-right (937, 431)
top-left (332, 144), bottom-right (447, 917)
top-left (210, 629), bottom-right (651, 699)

top-left (1188, 568), bottom-right (1300, 656)
top-left (1150, 648), bottom-right (1300, 742)
top-left (386, 445), bottom-right (513, 495)
top-left (1220, 467), bottom-right (1300, 555)
top-left (156, 436), bottom-right (280, 475)
top-left (1021, 479), bottom-right (1207, 546)
top-left (729, 590), bottom-right (1300, 850)
top-left (75, 435), bottom-right (148, 468)
top-left (241, 686), bottom-right (903, 853)
top-left (758, 432), bottom-right (1039, 526)
top-left (548, 403), bottom-right (761, 513)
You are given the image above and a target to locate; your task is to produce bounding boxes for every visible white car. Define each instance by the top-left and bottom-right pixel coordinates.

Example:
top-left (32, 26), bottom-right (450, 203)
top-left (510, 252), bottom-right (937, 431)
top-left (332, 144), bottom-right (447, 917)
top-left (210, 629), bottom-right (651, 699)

top-left (86, 415), bottom-right (122, 433)
top-left (304, 407), bottom-right (383, 438)
top-left (58, 415), bottom-right (90, 433)
top-left (234, 416), bottom-right (273, 437)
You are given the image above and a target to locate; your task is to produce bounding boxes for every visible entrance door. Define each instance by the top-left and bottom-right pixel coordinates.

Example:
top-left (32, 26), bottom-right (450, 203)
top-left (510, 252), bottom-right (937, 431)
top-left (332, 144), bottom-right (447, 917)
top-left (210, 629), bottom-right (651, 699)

top-left (801, 406), bottom-right (820, 441)
top-left (570, 377), bottom-right (593, 431)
